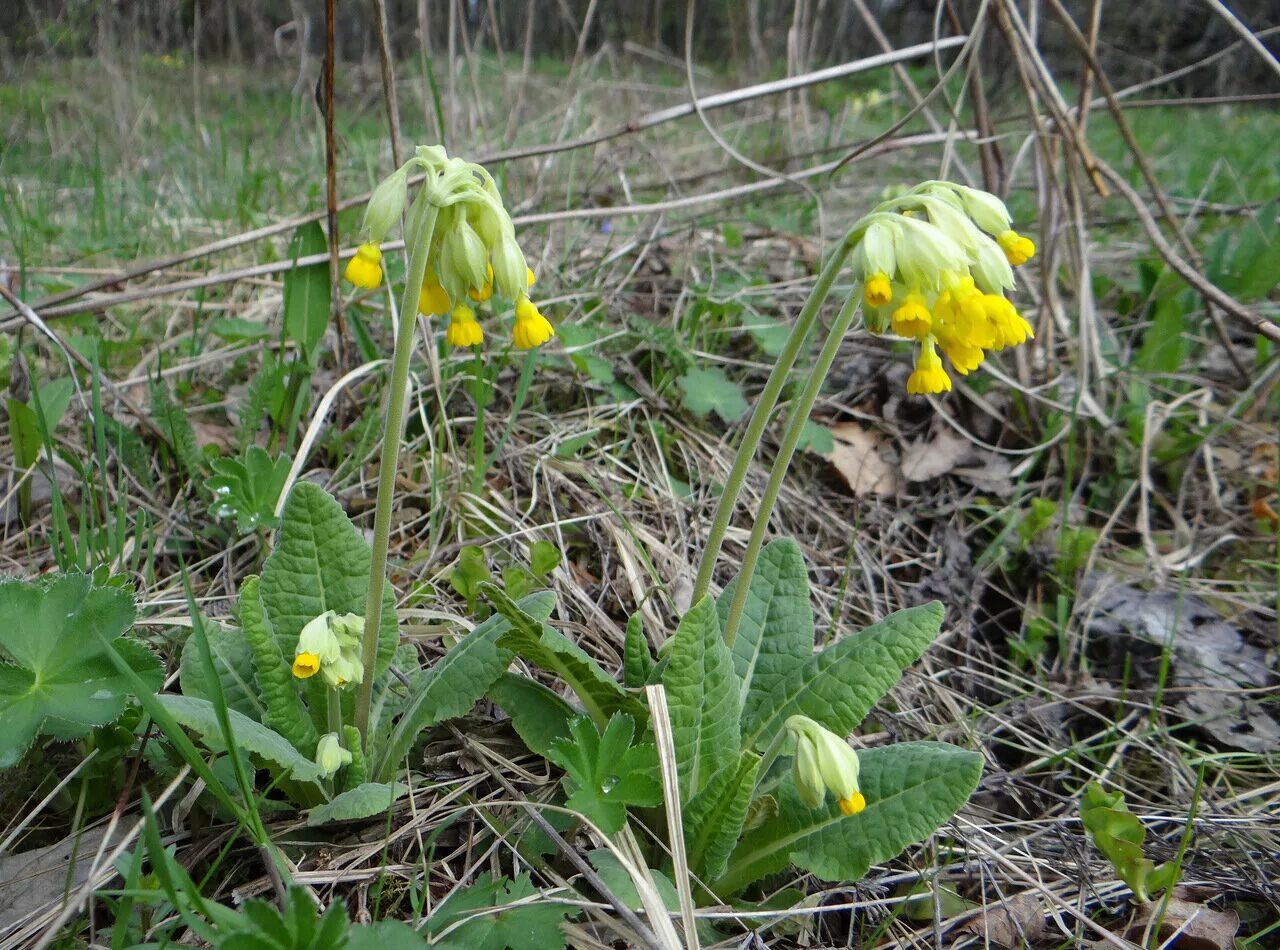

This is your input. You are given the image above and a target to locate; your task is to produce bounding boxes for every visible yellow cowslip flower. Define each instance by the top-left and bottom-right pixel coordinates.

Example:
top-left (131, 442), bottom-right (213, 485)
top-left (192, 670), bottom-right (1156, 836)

top-left (419, 269), bottom-right (451, 316)
top-left (864, 272), bottom-right (893, 308)
top-left (937, 331), bottom-right (985, 375)
top-left (891, 292), bottom-right (932, 340)
top-left (997, 229), bottom-right (1036, 266)
top-left (292, 652), bottom-right (321, 679)
top-left (983, 294), bottom-right (1035, 349)
top-left (315, 733), bottom-right (352, 778)
top-left (786, 716), bottom-right (867, 817)
top-left (907, 340), bottom-right (952, 395)
top-left (344, 242), bottom-right (383, 288)
top-left (468, 263), bottom-right (495, 302)
top-left (526, 267), bottom-right (536, 288)
top-left (446, 304), bottom-right (484, 347)
top-left (513, 296), bottom-right (554, 350)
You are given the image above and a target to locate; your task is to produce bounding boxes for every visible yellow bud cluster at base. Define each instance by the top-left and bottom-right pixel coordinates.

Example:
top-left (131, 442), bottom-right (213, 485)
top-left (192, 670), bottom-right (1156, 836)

top-left (906, 340), bottom-right (952, 395)
top-left (998, 229), bottom-right (1036, 267)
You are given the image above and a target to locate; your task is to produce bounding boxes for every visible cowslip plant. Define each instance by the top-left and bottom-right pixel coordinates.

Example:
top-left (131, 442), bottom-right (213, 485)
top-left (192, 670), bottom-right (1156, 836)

top-left (479, 181), bottom-right (1037, 897)
top-left (171, 480), bottom-right (551, 822)
top-left (487, 538), bottom-right (982, 896)
top-left (344, 145), bottom-right (553, 745)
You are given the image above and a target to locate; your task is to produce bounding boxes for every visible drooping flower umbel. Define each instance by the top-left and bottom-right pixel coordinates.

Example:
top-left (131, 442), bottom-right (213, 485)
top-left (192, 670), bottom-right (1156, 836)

top-left (848, 181), bottom-right (1037, 395)
top-left (344, 145), bottom-right (553, 351)
top-left (292, 611), bottom-right (365, 689)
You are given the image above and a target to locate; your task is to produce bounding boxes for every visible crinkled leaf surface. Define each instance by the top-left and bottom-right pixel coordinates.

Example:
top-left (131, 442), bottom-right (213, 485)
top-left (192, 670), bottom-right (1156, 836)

top-left (663, 595), bottom-right (740, 800)
top-left (683, 750), bottom-right (760, 881)
top-left (424, 873), bottom-right (571, 950)
top-left (720, 742), bottom-right (981, 891)
top-left (486, 585), bottom-right (644, 727)
top-left (178, 622), bottom-right (263, 721)
top-left (308, 782), bottom-right (409, 826)
top-left (1081, 782), bottom-right (1178, 901)
top-left (373, 591), bottom-right (556, 780)
top-left (0, 575), bottom-right (160, 768)
top-left (622, 613), bottom-right (655, 688)
top-left (745, 602), bottom-right (944, 751)
top-left (260, 482), bottom-right (398, 675)
top-left (488, 672), bottom-right (576, 760)
top-left (717, 539), bottom-right (813, 736)
top-left (548, 715), bottom-right (662, 835)
top-left (156, 694), bottom-right (323, 785)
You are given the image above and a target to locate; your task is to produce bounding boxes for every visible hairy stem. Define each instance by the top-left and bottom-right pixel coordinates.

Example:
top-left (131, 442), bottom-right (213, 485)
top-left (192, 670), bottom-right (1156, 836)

top-left (720, 290), bottom-right (860, 648)
top-left (692, 228), bottom-right (860, 605)
top-left (355, 203), bottom-right (439, 744)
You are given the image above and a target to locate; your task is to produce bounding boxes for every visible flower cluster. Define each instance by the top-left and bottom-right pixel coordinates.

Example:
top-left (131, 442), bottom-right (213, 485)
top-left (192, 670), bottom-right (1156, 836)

top-left (291, 611), bottom-right (365, 688)
top-left (786, 715), bottom-right (866, 816)
top-left (848, 182), bottom-right (1037, 395)
top-left (344, 145), bottom-right (554, 351)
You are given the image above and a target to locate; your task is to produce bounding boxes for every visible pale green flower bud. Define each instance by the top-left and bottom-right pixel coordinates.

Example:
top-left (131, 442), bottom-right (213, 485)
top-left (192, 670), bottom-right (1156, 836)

top-left (296, 611), bottom-right (342, 666)
top-left (972, 236), bottom-right (1015, 293)
top-left (853, 218), bottom-right (898, 281)
top-left (914, 195), bottom-right (985, 255)
top-left (786, 715), bottom-right (865, 816)
top-left (440, 216), bottom-right (490, 299)
top-left (952, 185), bottom-right (1012, 236)
top-left (315, 732), bottom-right (352, 778)
top-left (490, 231), bottom-right (528, 300)
top-left (894, 216), bottom-right (967, 290)
top-left (321, 652), bottom-right (364, 689)
top-left (468, 202), bottom-right (507, 250)
top-left (363, 168), bottom-right (408, 243)
top-left (330, 613), bottom-right (365, 651)
top-left (415, 144), bottom-right (449, 171)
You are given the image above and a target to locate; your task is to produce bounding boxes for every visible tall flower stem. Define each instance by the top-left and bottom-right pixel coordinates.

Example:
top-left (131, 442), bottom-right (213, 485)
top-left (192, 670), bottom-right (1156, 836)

top-left (720, 290), bottom-right (861, 648)
top-left (355, 203), bottom-right (440, 744)
top-left (692, 228), bottom-right (861, 605)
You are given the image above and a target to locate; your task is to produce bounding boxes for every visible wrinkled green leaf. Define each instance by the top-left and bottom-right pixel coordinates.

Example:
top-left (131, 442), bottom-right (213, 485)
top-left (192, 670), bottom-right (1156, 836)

top-left (374, 592), bottom-right (557, 781)
top-left (485, 584), bottom-right (644, 727)
top-left (683, 750), bottom-right (760, 881)
top-left (663, 595), bottom-right (740, 801)
top-left (720, 742), bottom-right (981, 891)
top-left (745, 602), bottom-right (944, 751)
top-left (623, 614), bottom-right (654, 688)
top-left (308, 782), bottom-right (408, 826)
top-left (178, 621), bottom-right (264, 720)
top-left (156, 694), bottom-right (323, 785)
top-left (718, 539), bottom-right (813, 737)
top-left (260, 482), bottom-right (398, 675)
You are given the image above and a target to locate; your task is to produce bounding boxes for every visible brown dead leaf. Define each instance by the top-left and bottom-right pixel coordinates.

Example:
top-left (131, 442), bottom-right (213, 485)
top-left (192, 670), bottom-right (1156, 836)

top-left (957, 892), bottom-right (1045, 948)
top-left (823, 421), bottom-right (897, 496)
top-left (1126, 897), bottom-right (1238, 950)
top-left (900, 426), bottom-right (979, 482)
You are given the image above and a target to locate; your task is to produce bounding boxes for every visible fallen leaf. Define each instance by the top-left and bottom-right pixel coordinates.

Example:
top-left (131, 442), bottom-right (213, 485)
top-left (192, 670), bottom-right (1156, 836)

top-left (957, 891), bottom-right (1045, 947)
top-left (0, 826), bottom-right (111, 929)
top-left (823, 422), bottom-right (897, 496)
top-left (1082, 575), bottom-right (1280, 752)
top-left (1126, 897), bottom-right (1238, 950)
top-left (900, 426), bottom-right (979, 482)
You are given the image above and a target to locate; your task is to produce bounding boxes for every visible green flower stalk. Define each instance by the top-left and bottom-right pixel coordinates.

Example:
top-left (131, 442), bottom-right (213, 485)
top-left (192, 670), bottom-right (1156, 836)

top-left (346, 146), bottom-right (549, 744)
top-left (698, 182), bottom-right (1039, 641)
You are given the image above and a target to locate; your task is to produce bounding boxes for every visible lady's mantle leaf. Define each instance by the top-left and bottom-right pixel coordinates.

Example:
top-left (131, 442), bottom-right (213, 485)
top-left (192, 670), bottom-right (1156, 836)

top-left (0, 575), bottom-right (160, 768)
top-left (547, 715), bottom-right (662, 834)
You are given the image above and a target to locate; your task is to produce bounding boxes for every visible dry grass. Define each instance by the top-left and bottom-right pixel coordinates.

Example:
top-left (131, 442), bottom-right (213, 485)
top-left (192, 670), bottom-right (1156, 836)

top-left (1, 2), bottom-right (1278, 946)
